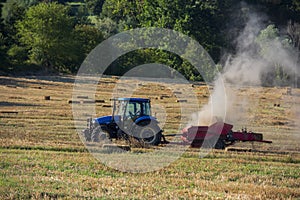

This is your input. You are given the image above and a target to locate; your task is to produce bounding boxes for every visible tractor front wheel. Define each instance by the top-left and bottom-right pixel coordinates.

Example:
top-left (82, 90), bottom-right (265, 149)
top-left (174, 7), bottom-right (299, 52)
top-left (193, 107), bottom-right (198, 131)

top-left (82, 129), bottom-right (91, 142)
top-left (91, 127), bottom-right (108, 142)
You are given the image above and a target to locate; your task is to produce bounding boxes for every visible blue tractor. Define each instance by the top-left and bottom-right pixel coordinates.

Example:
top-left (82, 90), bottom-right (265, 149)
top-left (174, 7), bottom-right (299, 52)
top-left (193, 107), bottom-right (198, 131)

top-left (83, 98), bottom-right (163, 146)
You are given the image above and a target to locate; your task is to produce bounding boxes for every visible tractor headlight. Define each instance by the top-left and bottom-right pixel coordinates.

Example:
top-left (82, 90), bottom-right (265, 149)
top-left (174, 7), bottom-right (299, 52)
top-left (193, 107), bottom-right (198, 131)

top-left (92, 119), bottom-right (98, 126)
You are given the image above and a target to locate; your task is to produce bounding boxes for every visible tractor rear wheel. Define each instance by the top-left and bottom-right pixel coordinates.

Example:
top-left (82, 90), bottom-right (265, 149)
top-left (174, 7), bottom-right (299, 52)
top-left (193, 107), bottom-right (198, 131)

top-left (135, 123), bottom-right (162, 146)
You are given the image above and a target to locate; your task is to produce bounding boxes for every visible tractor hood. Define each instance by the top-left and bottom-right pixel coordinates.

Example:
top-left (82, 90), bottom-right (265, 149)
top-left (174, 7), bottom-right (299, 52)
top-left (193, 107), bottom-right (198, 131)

top-left (94, 115), bottom-right (157, 125)
top-left (135, 116), bottom-right (159, 124)
top-left (94, 115), bottom-right (121, 125)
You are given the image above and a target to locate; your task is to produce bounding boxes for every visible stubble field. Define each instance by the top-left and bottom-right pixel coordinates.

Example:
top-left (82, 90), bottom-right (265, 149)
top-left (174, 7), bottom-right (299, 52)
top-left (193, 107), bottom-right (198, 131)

top-left (0, 75), bottom-right (299, 199)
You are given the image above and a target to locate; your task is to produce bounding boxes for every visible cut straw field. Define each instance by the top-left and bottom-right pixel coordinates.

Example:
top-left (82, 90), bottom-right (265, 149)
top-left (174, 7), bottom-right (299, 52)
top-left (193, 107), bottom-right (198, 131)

top-left (0, 75), bottom-right (299, 199)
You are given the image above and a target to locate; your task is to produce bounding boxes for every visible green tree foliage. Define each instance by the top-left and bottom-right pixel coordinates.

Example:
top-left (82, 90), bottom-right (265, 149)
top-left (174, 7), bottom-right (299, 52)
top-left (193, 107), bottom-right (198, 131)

top-left (74, 24), bottom-right (103, 56)
top-left (1, 0), bottom-right (41, 67)
top-left (101, 0), bottom-right (138, 29)
top-left (6, 44), bottom-right (28, 65)
top-left (4, 2), bottom-right (27, 65)
top-left (0, 0), bottom-right (5, 30)
top-left (100, 0), bottom-right (230, 80)
top-left (0, 0), bottom-right (299, 80)
top-left (94, 17), bottom-right (118, 38)
top-left (66, 1), bottom-right (90, 25)
top-left (256, 24), bottom-right (280, 54)
top-left (0, 33), bottom-right (7, 69)
top-left (85, 0), bottom-right (105, 15)
top-left (71, 24), bottom-right (103, 72)
top-left (16, 2), bottom-right (76, 71)
top-left (0, 0), bottom-right (8, 69)
top-left (1, 0), bottom-right (39, 20)
top-left (256, 24), bottom-right (297, 86)
top-left (287, 20), bottom-right (300, 52)
top-left (244, 0), bottom-right (300, 25)
top-left (101, 0), bottom-right (235, 59)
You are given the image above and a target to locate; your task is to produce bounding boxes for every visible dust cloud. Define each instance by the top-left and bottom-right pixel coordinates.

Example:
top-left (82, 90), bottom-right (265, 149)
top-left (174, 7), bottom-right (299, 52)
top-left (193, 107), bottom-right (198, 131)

top-left (195, 3), bottom-right (299, 126)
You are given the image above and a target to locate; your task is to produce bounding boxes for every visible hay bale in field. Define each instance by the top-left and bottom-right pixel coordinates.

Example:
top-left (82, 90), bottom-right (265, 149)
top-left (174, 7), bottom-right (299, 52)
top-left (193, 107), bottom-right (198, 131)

top-left (102, 104), bottom-right (112, 108)
top-left (160, 95), bottom-right (170, 99)
top-left (176, 99), bottom-right (187, 103)
top-left (44, 96), bottom-right (51, 100)
top-left (95, 100), bottom-right (105, 103)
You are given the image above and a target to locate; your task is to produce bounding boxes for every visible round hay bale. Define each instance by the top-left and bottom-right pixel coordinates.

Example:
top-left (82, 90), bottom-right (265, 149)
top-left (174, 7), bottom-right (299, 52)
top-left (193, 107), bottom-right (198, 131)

top-left (95, 100), bottom-right (105, 103)
top-left (176, 99), bottom-right (187, 103)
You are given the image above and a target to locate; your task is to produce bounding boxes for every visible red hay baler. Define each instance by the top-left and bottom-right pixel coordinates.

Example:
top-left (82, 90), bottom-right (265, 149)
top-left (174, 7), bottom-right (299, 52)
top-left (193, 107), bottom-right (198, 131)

top-left (180, 122), bottom-right (272, 149)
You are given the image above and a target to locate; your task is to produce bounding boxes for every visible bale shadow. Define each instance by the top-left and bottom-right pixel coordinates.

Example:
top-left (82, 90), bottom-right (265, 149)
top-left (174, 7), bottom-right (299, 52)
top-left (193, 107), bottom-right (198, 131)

top-left (0, 101), bottom-right (42, 107)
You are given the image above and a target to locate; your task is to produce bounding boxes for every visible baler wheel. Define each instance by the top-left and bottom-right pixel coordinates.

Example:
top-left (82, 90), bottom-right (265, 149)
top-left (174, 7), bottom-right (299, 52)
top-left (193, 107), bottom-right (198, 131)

top-left (214, 139), bottom-right (226, 149)
top-left (203, 138), bottom-right (225, 149)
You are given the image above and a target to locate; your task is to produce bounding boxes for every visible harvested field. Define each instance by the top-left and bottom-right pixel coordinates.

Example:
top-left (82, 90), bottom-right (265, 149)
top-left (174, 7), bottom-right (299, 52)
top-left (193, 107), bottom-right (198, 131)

top-left (0, 75), bottom-right (299, 199)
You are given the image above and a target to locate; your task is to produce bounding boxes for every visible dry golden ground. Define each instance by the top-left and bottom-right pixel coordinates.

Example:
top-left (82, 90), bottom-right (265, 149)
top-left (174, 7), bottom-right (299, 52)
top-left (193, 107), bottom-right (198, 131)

top-left (0, 75), bottom-right (299, 199)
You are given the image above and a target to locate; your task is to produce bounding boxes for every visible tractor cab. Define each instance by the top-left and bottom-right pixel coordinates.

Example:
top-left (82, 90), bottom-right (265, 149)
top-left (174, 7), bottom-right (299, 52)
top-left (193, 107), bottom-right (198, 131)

top-left (83, 98), bottom-right (163, 145)
top-left (113, 98), bottom-right (152, 129)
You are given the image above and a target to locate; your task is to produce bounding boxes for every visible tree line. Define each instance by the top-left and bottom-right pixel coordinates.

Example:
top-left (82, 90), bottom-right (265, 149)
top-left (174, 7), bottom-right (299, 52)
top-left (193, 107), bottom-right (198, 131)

top-left (0, 0), bottom-right (299, 84)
